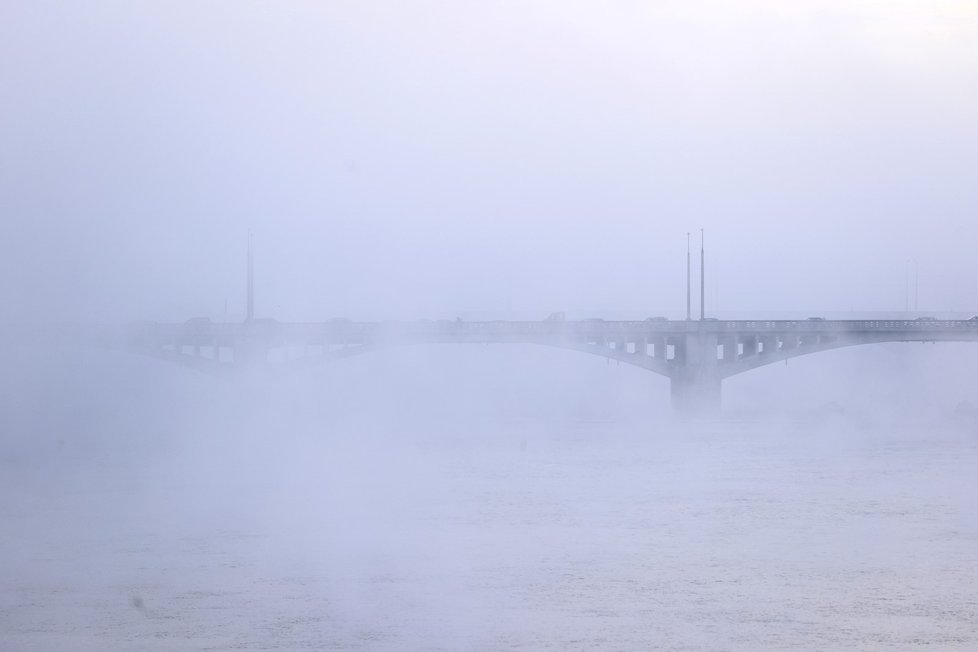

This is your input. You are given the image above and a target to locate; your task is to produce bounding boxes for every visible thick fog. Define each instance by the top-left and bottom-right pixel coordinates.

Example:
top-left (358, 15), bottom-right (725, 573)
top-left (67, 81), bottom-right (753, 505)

top-left (2, 2), bottom-right (978, 650)
top-left (3, 1), bottom-right (978, 321)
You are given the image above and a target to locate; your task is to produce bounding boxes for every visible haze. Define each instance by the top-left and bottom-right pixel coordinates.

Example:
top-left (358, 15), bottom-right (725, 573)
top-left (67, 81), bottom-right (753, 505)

top-left (2, 1), bottom-right (977, 321)
top-left (2, 2), bottom-right (978, 650)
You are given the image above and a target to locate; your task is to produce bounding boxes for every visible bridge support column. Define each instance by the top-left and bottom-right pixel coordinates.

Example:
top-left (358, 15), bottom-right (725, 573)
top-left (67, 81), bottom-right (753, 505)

top-left (670, 331), bottom-right (722, 417)
top-left (233, 337), bottom-right (270, 367)
top-left (670, 372), bottom-right (722, 417)
top-left (652, 337), bottom-right (667, 360)
top-left (741, 336), bottom-right (758, 358)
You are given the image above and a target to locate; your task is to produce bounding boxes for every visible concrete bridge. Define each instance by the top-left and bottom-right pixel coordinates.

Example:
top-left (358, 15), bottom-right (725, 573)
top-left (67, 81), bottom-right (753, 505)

top-left (71, 315), bottom-right (978, 415)
top-left (13, 238), bottom-right (977, 415)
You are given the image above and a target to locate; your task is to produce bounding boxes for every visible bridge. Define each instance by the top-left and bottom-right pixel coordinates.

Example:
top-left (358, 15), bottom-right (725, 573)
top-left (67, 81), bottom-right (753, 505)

top-left (50, 314), bottom-right (976, 416)
top-left (11, 237), bottom-right (978, 416)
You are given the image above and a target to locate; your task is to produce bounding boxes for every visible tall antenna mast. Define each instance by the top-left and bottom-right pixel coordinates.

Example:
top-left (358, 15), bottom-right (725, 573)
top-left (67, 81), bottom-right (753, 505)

top-left (247, 231), bottom-right (254, 322)
top-left (914, 260), bottom-right (919, 311)
top-left (700, 228), bottom-right (705, 320)
top-left (686, 232), bottom-right (691, 320)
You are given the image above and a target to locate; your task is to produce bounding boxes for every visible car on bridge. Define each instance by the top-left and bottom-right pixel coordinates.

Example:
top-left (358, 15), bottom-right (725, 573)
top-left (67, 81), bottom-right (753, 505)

top-left (246, 318), bottom-right (281, 334)
top-left (181, 317), bottom-right (213, 337)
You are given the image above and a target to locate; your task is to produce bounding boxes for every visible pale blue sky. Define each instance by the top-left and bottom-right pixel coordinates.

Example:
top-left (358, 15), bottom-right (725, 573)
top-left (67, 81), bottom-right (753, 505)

top-left (2, 1), bottom-right (976, 321)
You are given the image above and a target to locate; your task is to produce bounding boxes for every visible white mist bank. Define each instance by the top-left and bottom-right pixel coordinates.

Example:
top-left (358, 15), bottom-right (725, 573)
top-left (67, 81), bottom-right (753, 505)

top-left (2, 346), bottom-right (978, 650)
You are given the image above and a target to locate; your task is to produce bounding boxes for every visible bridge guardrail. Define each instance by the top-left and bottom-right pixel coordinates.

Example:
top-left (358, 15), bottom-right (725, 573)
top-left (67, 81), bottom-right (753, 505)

top-left (121, 317), bottom-right (978, 348)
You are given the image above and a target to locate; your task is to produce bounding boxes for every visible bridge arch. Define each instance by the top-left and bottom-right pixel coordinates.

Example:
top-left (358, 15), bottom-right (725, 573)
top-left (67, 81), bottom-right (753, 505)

top-left (108, 317), bottom-right (978, 415)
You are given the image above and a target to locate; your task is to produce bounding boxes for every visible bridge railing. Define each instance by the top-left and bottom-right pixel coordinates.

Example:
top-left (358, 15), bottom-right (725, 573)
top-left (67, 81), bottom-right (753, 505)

top-left (114, 317), bottom-right (978, 350)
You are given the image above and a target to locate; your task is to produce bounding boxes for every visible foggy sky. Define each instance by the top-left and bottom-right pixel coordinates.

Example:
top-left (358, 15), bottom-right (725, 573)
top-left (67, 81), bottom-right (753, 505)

top-left (2, 1), bottom-right (977, 323)
top-left (5, 7), bottom-right (978, 649)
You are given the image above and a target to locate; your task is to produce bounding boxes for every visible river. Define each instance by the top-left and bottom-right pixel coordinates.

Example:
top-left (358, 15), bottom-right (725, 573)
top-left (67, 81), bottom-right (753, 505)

top-left (1, 347), bottom-right (977, 650)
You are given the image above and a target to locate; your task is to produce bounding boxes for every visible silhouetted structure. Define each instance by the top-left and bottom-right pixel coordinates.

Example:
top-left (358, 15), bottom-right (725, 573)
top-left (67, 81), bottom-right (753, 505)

top-left (36, 238), bottom-right (978, 416)
top-left (111, 316), bottom-right (978, 416)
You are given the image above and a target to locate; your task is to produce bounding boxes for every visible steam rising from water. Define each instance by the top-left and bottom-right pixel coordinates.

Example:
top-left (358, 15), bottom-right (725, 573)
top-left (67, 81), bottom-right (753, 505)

top-left (2, 1), bottom-right (978, 648)
top-left (2, 346), bottom-right (977, 650)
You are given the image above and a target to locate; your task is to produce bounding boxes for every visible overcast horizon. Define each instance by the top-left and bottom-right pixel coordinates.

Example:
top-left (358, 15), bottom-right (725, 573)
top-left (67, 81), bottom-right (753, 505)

top-left (3, 1), bottom-right (977, 324)
top-left (3, 3), bottom-right (978, 650)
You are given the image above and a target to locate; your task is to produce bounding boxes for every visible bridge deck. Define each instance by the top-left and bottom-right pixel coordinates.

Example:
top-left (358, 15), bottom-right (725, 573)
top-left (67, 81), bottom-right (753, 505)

top-left (123, 317), bottom-right (978, 344)
top-left (11, 317), bottom-right (978, 415)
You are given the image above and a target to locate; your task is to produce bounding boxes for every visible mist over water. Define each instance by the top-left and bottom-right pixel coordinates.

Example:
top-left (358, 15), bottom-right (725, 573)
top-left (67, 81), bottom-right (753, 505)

top-left (3, 1), bottom-right (978, 649)
top-left (3, 344), bottom-right (978, 650)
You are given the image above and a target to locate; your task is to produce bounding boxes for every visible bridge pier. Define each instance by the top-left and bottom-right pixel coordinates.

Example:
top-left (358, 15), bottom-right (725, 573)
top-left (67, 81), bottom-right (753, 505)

top-left (670, 373), bottom-right (722, 416)
top-left (670, 331), bottom-right (723, 417)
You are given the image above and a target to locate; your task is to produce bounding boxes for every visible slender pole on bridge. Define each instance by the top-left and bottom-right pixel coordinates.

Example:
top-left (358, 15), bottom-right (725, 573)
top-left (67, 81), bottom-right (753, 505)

top-left (699, 228), bottom-right (705, 320)
top-left (686, 232), bottom-right (691, 320)
top-left (904, 258), bottom-right (920, 313)
top-left (905, 261), bottom-right (910, 312)
top-left (247, 231), bottom-right (254, 322)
